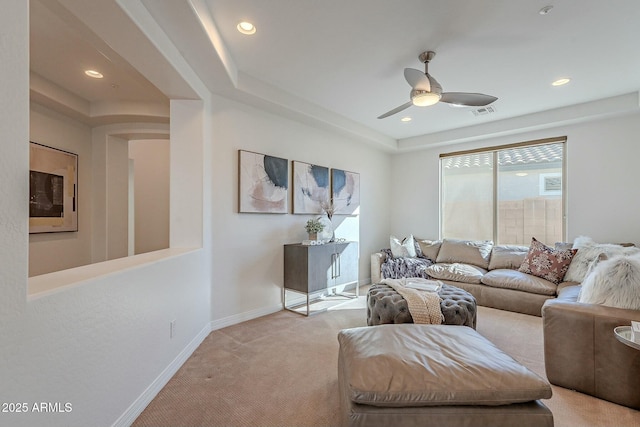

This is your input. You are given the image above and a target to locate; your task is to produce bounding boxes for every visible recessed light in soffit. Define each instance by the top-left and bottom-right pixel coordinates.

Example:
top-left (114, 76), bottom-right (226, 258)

top-left (552, 78), bottom-right (571, 86)
top-left (84, 69), bottom-right (104, 79)
top-left (237, 21), bottom-right (256, 35)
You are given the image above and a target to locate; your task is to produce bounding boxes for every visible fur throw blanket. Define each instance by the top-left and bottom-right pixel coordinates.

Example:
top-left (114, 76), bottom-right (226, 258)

top-left (578, 253), bottom-right (640, 310)
top-left (564, 236), bottom-right (640, 283)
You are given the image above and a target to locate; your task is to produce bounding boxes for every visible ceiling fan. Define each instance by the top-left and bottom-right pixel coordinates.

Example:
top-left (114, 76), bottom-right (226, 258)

top-left (378, 51), bottom-right (498, 119)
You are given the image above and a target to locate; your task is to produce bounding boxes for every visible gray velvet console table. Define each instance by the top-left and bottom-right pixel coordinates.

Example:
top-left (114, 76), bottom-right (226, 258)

top-left (284, 241), bottom-right (359, 315)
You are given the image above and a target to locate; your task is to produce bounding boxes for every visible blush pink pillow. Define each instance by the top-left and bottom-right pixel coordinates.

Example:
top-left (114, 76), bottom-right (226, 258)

top-left (519, 237), bottom-right (577, 284)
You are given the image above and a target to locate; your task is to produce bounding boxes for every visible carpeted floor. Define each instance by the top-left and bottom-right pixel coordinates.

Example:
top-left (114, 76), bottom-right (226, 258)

top-left (133, 292), bottom-right (640, 427)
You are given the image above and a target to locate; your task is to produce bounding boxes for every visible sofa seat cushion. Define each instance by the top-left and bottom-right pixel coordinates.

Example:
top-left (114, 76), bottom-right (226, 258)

top-left (337, 324), bottom-right (552, 407)
top-left (556, 281), bottom-right (580, 296)
top-left (427, 262), bottom-right (487, 284)
top-left (482, 269), bottom-right (557, 296)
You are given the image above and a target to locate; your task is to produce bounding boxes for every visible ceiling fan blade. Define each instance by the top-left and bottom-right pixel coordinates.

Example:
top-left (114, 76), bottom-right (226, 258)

top-left (404, 68), bottom-right (431, 91)
top-left (377, 101), bottom-right (413, 119)
top-left (440, 92), bottom-right (498, 107)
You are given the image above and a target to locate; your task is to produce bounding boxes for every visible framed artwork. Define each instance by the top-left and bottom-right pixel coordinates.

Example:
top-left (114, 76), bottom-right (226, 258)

top-left (29, 142), bottom-right (78, 233)
top-left (238, 150), bottom-right (288, 213)
top-left (292, 161), bottom-right (329, 214)
top-left (331, 168), bottom-right (360, 215)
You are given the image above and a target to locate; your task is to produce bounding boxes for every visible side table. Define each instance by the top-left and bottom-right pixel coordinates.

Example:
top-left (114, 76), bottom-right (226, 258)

top-left (283, 241), bottom-right (359, 315)
top-left (614, 326), bottom-right (640, 351)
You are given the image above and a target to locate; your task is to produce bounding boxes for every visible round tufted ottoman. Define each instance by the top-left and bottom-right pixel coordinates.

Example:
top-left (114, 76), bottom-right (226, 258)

top-left (367, 283), bottom-right (477, 328)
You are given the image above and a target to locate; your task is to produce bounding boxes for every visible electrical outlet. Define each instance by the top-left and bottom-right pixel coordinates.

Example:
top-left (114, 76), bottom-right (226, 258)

top-left (170, 319), bottom-right (176, 339)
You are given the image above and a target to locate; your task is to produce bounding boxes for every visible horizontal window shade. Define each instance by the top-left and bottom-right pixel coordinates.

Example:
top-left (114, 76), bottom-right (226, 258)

top-left (441, 138), bottom-right (566, 246)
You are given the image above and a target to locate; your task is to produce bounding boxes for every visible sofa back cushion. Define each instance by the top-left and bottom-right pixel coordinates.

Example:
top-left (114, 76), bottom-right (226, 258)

top-left (415, 239), bottom-right (442, 261)
top-left (436, 239), bottom-right (494, 269)
top-left (488, 245), bottom-right (530, 270)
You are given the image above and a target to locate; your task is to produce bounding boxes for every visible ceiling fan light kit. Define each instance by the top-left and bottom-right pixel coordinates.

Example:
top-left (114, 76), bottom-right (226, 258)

top-left (378, 50), bottom-right (498, 119)
top-left (411, 90), bottom-right (441, 106)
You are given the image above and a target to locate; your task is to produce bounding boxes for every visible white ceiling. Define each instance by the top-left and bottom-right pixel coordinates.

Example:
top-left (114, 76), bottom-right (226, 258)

top-left (31, 0), bottom-right (640, 148)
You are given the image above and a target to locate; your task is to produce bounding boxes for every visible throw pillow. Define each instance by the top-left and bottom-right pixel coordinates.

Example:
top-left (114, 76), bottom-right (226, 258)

top-left (518, 237), bottom-right (576, 284)
top-left (564, 236), bottom-right (640, 283)
top-left (390, 235), bottom-right (417, 258)
top-left (578, 253), bottom-right (640, 310)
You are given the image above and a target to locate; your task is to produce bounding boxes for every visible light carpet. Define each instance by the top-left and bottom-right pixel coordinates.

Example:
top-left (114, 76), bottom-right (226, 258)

top-left (133, 293), bottom-right (640, 427)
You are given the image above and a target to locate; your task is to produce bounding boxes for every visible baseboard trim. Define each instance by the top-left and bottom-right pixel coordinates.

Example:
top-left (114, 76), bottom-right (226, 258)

top-left (113, 303), bottom-right (289, 426)
top-left (111, 323), bottom-right (211, 427)
top-left (209, 303), bottom-right (283, 331)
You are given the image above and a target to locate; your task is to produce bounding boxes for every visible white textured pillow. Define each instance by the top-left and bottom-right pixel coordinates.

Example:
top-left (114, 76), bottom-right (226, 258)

top-left (565, 236), bottom-right (640, 283)
top-left (578, 254), bottom-right (640, 310)
top-left (390, 235), bottom-right (416, 258)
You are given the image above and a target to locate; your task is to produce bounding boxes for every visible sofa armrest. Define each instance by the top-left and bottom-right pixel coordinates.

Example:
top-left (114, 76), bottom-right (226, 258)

top-left (542, 295), bottom-right (640, 409)
top-left (370, 252), bottom-right (386, 284)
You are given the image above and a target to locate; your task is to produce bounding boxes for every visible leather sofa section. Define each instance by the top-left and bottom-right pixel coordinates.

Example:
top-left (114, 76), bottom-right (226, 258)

top-left (441, 280), bottom-right (553, 317)
top-left (436, 238), bottom-right (493, 269)
top-left (481, 269), bottom-right (557, 296)
top-left (427, 262), bottom-right (487, 284)
top-left (542, 285), bottom-right (640, 410)
top-left (370, 251), bottom-right (385, 284)
top-left (488, 244), bottom-right (529, 270)
top-left (338, 324), bottom-right (554, 427)
top-left (338, 324), bottom-right (551, 407)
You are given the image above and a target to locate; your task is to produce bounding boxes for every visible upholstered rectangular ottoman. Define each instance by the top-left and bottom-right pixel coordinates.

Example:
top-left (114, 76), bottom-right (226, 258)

top-left (338, 324), bottom-right (553, 427)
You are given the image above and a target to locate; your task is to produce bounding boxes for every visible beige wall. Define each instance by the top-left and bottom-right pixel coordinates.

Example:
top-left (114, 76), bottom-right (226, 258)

top-left (209, 95), bottom-right (392, 322)
top-left (29, 103), bottom-right (93, 276)
top-left (29, 105), bottom-right (172, 275)
top-left (129, 139), bottom-right (170, 255)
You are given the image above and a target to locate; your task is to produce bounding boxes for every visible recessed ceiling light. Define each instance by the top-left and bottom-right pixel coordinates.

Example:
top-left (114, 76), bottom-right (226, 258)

top-left (401, 117), bottom-right (412, 122)
top-left (516, 172), bottom-right (528, 177)
top-left (84, 70), bottom-right (103, 79)
top-left (552, 78), bottom-right (571, 86)
top-left (237, 21), bottom-right (256, 35)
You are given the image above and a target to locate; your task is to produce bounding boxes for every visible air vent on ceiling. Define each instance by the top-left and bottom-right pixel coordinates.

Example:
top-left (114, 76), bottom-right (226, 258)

top-left (471, 106), bottom-right (496, 116)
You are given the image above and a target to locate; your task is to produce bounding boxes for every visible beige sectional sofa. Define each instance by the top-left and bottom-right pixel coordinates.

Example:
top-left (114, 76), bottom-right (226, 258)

top-left (371, 238), bottom-right (578, 316)
top-left (543, 284), bottom-right (640, 409)
top-left (371, 236), bottom-right (640, 409)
